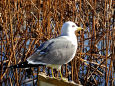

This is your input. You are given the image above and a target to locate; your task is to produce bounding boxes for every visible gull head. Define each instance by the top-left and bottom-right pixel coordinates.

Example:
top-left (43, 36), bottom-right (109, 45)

top-left (61, 21), bottom-right (82, 36)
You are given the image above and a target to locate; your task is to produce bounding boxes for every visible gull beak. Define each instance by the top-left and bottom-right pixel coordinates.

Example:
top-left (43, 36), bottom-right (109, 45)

top-left (75, 27), bottom-right (84, 35)
top-left (77, 27), bottom-right (83, 31)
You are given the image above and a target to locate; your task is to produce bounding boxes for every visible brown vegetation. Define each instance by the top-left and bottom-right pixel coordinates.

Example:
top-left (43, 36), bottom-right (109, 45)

top-left (0, 0), bottom-right (114, 86)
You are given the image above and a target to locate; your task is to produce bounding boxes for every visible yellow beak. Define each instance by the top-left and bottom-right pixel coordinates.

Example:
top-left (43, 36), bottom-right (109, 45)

top-left (77, 27), bottom-right (83, 31)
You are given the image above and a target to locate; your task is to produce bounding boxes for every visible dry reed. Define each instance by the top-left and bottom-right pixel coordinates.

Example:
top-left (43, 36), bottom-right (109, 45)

top-left (0, 0), bottom-right (114, 86)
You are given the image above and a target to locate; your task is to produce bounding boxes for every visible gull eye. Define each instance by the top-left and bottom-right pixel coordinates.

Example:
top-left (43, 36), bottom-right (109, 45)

top-left (72, 25), bottom-right (75, 27)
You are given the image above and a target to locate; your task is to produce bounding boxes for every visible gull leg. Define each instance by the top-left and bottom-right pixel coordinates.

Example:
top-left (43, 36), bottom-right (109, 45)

top-left (59, 70), bottom-right (63, 79)
top-left (51, 68), bottom-right (54, 78)
top-left (59, 70), bottom-right (68, 81)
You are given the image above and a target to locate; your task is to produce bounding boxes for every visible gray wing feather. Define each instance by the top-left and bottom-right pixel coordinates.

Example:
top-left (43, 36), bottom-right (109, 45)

top-left (27, 36), bottom-right (77, 65)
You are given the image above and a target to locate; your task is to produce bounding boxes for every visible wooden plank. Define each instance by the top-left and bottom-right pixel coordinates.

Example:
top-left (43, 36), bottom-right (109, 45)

top-left (38, 74), bottom-right (82, 86)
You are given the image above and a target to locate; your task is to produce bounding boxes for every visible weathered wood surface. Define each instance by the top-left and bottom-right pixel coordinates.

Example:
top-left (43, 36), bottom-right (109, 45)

top-left (38, 74), bottom-right (82, 86)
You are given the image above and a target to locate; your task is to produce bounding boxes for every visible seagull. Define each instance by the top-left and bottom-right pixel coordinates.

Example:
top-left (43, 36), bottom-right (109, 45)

top-left (9, 21), bottom-right (83, 78)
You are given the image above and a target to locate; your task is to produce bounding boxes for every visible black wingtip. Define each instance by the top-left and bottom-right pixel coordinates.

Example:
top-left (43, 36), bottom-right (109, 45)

top-left (8, 60), bottom-right (29, 69)
top-left (8, 60), bottom-right (45, 69)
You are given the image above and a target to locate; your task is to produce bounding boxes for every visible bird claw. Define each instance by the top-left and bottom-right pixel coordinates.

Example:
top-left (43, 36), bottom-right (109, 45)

top-left (61, 77), bottom-right (68, 82)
